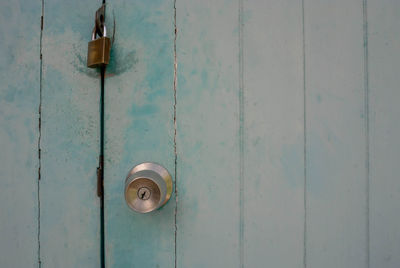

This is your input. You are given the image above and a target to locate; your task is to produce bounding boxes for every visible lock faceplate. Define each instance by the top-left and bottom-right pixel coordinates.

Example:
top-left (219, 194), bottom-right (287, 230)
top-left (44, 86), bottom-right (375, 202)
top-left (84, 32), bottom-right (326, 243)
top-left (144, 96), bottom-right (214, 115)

top-left (125, 163), bottom-right (173, 213)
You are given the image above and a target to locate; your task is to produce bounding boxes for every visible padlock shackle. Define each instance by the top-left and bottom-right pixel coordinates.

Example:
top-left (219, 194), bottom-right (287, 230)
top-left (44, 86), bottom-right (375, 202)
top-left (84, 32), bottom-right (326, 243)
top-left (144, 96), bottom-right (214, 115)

top-left (91, 25), bottom-right (107, 40)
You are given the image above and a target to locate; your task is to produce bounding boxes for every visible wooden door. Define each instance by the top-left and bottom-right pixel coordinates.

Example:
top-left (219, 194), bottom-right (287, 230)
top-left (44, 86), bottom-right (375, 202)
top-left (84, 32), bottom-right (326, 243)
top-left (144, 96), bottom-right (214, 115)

top-left (1, 0), bottom-right (101, 267)
top-left (1, 0), bottom-right (400, 267)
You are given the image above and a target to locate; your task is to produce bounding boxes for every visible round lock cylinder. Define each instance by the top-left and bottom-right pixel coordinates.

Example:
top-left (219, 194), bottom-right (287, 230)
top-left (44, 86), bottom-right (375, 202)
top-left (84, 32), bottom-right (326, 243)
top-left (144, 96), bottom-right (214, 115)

top-left (124, 163), bottom-right (173, 213)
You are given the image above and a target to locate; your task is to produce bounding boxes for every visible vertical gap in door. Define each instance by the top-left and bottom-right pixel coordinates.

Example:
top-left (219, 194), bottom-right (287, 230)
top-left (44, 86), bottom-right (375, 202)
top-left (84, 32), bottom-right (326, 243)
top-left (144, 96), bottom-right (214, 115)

top-left (301, 0), bottom-right (307, 267)
top-left (238, 0), bottom-right (244, 267)
top-left (100, 65), bottom-right (105, 268)
top-left (362, 0), bottom-right (370, 267)
top-left (99, 1), bottom-right (106, 267)
top-left (37, 0), bottom-right (44, 267)
top-left (173, 1), bottom-right (178, 267)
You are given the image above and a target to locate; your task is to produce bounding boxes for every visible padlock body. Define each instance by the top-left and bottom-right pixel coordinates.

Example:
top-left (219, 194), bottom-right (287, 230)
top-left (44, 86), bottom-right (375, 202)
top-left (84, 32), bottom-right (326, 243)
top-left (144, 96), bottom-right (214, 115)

top-left (87, 36), bottom-right (111, 68)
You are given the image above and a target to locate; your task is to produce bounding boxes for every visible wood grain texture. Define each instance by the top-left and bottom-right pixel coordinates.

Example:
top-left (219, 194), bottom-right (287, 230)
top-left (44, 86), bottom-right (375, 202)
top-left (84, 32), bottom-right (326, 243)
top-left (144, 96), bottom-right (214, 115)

top-left (103, 1), bottom-right (175, 267)
top-left (368, 1), bottom-right (400, 267)
top-left (243, 0), bottom-right (305, 267)
top-left (304, 0), bottom-right (368, 267)
top-left (175, 1), bottom-right (240, 267)
top-left (0, 1), bottom-right (40, 266)
top-left (40, 0), bottom-right (100, 266)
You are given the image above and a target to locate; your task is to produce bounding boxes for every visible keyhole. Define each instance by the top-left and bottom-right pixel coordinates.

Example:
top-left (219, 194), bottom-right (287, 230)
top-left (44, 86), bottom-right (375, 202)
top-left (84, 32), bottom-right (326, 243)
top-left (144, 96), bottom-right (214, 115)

top-left (137, 187), bottom-right (151, 200)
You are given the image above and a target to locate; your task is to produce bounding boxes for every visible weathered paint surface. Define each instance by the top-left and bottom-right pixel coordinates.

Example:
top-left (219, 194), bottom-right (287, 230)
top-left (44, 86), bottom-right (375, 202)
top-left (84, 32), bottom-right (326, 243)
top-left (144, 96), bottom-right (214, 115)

top-left (0, 1), bottom-right (40, 267)
top-left (369, 1), bottom-right (400, 267)
top-left (39, 0), bottom-right (100, 267)
top-left (243, 1), bottom-right (305, 267)
top-left (305, 0), bottom-right (368, 267)
top-left (105, 0), bottom-right (400, 267)
top-left (1, 0), bottom-right (400, 267)
top-left (103, 1), bottom-right (175, 267)
top-left (176, 1), bottom-right (240, 267)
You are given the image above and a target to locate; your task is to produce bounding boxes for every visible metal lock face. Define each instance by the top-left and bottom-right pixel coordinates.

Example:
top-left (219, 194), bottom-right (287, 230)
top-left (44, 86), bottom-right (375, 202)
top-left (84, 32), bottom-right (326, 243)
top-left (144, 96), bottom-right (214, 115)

top-left (87, 27), bottom-right (111, 68)
top-left (125, 163), bottom-right (173, 213)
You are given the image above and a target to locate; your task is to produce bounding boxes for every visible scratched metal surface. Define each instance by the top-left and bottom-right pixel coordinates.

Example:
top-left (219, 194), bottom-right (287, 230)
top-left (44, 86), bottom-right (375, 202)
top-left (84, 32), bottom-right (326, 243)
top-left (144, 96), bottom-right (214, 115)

top-left (0, 0), bottom-right (40, 267)
top-left (39, 0), bottom-right (101, 267)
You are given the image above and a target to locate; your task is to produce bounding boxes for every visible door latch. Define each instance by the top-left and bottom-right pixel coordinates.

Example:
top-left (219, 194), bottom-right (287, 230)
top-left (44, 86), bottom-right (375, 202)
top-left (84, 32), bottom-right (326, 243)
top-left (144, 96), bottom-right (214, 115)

top-left (125, 163), bottom-right (173, 213)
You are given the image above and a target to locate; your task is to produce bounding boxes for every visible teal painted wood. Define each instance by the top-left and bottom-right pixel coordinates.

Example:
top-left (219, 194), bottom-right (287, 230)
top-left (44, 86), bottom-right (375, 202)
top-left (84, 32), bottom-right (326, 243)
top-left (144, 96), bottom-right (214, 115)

top-left (0, 0), bottom-right (40, 266)
top-left (243, 1), bottom-right (305, 267)
top-left (40, 0), bottom-right (100, 266)
top-left (101, 1), bottom-right (400, 268)
top-left (103, 1), bottom-right (175, 267)
top-left (368, 1), bottom-right (400, 267)
top-left (175, 1), bottom-right (240, 267)
top-left (304, 0), bottom-right (368, 267)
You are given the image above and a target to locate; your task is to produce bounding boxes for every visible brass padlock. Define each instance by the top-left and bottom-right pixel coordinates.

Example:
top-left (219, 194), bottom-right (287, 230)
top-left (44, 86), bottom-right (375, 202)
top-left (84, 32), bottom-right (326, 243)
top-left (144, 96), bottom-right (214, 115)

top-left (87, 25), bottom-right (111, 68)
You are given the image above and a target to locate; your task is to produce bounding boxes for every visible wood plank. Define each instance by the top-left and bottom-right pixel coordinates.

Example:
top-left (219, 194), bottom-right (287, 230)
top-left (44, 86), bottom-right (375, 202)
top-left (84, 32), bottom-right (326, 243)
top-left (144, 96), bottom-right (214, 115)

top-left (0, 1), bottom-right (41, 266)
top-left (243, 0), bottom-right (305, 267)
top-left (39, 0), bottom-right (101, 266)
top-left (304, 0), bottom-right (368, 267)
top-left (175, 1), bottom-right (240, 266)
top-left (103, 1), bottom-right (175, 267)
top-left (368, 1), bottom-right (400, 267)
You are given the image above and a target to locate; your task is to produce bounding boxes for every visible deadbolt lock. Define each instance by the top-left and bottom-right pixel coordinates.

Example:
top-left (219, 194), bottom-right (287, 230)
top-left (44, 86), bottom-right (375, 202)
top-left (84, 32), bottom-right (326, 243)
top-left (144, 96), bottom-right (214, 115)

top-left (124, 163), bottom-right (173, 213)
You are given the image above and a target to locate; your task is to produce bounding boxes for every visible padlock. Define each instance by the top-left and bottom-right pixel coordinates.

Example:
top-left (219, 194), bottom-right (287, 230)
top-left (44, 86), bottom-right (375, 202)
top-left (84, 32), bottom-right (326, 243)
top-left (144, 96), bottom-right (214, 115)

top-left (87, 25), bottom-right (111, 68)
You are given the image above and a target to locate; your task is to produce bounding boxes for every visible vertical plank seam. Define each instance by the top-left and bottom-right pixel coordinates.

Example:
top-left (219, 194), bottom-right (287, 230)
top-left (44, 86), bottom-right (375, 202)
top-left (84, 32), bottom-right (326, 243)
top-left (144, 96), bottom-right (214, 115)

top-left (302, 0), bottom-right (307, 267)
top-left (173, 1), bottom-right (178, 267)
top-left (238, 0), bottom-right (244, 267)
top-left (100, 67), bottom-right (105, 268)
top-left (37, 0), bottom-right (44, 266)
top-left (100, 3), bottom-right (106, 268)
top-left (362, 0), bottom-right (370, 267)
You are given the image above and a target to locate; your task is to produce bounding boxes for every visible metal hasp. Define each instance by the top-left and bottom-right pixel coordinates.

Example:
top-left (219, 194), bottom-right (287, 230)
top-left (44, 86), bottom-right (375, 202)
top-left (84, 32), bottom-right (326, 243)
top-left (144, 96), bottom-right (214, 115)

top-left (125, 163), bottom-right (173, 213)
top-left (87, 4), bottom-right (111, 68)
